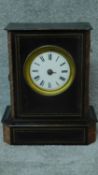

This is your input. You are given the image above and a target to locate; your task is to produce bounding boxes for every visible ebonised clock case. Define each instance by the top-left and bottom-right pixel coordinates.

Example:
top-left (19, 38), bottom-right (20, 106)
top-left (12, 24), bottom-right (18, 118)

top-left (1, 23), bottom-right (97, 145)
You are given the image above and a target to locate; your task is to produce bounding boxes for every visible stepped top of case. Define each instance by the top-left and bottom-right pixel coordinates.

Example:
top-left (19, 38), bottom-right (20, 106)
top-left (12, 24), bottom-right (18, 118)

top-left (5, 22), bottom-right (92, 31)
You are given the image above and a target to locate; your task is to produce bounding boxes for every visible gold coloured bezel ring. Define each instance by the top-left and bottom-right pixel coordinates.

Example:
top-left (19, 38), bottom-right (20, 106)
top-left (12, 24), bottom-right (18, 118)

top-left (23, 45), bottom-right (76, 96)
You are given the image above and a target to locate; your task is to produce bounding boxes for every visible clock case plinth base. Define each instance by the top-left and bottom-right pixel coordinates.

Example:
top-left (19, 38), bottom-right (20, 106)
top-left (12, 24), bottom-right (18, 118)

top-left (2, 106), bottom-right (97, 145)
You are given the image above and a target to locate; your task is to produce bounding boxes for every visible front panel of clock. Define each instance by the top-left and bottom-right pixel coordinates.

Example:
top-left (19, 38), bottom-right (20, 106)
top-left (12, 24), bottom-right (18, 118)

top-left (12, 31), bottom-right (83, 118)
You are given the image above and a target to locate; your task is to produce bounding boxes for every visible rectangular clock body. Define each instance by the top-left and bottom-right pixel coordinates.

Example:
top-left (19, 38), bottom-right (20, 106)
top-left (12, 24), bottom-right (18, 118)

top-left (2, 23), bottom-right (97, 145)
top-left (8, 23), bottom-right (90, 119)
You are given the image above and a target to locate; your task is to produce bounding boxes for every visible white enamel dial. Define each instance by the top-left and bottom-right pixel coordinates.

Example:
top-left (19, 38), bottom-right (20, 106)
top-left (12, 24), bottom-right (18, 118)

top-left (30, 51), bottom-right (70, 91)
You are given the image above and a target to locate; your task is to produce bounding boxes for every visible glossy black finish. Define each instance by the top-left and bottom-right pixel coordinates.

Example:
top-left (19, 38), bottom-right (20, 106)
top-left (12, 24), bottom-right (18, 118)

top-left (11, 31), bottom-right (84, 118)
top-left (2, 23), bottom-right (97, 145)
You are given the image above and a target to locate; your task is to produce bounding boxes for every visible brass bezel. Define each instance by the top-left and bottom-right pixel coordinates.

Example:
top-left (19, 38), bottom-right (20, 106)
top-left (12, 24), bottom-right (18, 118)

top-left (23, 45), bottom-right (76, 96)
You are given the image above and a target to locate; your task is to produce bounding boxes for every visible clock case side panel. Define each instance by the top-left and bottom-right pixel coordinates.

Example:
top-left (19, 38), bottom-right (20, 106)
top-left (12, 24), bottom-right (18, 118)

top-left (82, 30), bottom-right (90, 117)
top-left (7, 32), bottom-right (16, 117)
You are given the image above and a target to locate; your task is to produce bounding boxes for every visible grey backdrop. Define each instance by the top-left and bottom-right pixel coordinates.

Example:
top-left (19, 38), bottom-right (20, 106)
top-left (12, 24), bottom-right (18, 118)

top-left (0, 1), bottom-right (98, 175)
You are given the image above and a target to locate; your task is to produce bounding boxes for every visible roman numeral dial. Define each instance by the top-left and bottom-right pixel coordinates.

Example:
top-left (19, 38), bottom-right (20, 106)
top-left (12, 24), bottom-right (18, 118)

top-left (24, 45), bottom-right (76, 96)
top-left (30, 51), bottom-right (71, 91)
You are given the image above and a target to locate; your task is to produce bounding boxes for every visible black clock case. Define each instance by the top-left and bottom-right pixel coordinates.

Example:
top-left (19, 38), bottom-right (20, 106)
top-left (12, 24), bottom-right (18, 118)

top-left (1, 23), bottom-right (97, 145)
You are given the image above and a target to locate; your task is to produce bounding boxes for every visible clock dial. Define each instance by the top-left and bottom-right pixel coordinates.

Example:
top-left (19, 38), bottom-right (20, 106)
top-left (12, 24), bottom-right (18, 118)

top-left (23, 45), bottom-right (76, 96)
top-left (30, 52), bottom-right (70, 91)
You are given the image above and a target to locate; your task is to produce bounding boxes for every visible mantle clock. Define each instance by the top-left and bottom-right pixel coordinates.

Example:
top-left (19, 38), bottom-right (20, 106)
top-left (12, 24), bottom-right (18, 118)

top-left (2, 23), bottom-right (97, 145)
